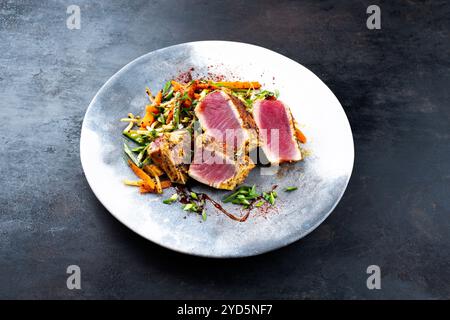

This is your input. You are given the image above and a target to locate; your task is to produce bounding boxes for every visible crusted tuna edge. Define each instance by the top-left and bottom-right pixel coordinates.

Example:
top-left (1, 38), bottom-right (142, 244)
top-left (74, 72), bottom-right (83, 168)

top-left (282, 102), bottom-right (302, 161)
top-left (214, 155), bottom-right (255, 190)
top-left (148, 131), bottom-right (189, 184)
top-left (253, 99), bottom-right (302, 164)
top-left (228, 93), bottom-right (259, 150)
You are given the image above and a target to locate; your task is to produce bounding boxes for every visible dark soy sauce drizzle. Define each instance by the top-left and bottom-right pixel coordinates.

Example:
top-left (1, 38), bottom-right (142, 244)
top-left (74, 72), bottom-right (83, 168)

top-left (175, 185), bottom-right (250, 222)
top-left (201, 193), bottom-right (250, 222)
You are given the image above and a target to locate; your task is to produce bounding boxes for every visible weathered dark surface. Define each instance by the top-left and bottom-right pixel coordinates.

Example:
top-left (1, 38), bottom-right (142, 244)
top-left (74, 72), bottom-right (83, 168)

top-left (0, 0), bottom-right (449, 299)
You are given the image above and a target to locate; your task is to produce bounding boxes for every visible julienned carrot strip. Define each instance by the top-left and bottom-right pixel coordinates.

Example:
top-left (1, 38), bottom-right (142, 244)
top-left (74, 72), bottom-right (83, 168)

top-left (213, 81), bottom-right (261, 89)
top-left (154, 90), bottom-right (162, 106)
top-left (128, 159), bottom-right (156, 191)
top-left (295, 127), bottom-right (307, 144)
top-left (140, 105), bottom-right (160, 128)
top-left (183, 99), bottom-right (192, 108)
top-left (171, 80), bottom-right (184, 92)
top-left (139, 185), bottom-right (152, 193)
top-left (123, 179), bottom-right (154, 193)
top-left (144, 164), bottom-right (164, 194)
top-left (140, 114), bottom-right (153, 128)
top-left (143, 164), bottom-right (164, 176)
top-left (195, 83), bottom-right (212, 90)
top-left (146, 105), bottom-right (159, 114)
top-left (188, 84), bottom-right (196, 97)
top-left (124, 179), bottom-right (166, 193)
top-left (160, 180), bottom-right (172, 189)
top-left (166, 106), bottom-right (175, 123)
top-left (152, 170), bottom-right (163, 194)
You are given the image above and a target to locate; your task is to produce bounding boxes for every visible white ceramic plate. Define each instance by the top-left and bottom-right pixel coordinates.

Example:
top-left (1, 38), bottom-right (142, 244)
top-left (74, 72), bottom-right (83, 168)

top-left (80, 41), bottom-right (354, 257)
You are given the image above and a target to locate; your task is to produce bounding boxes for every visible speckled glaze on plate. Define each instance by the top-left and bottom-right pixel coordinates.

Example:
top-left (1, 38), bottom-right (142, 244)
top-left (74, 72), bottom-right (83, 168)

top-left (80, 41), bottom-right (354, 258)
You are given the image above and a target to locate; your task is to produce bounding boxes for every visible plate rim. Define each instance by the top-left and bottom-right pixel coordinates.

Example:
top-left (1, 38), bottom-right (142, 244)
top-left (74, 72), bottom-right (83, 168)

top-left (80, 40), bottom-right (355, 258)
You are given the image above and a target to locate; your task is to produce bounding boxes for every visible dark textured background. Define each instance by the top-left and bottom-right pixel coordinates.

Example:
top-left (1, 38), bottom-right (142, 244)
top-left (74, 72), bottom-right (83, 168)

top-left (0, 0), bottom-right (449, 299)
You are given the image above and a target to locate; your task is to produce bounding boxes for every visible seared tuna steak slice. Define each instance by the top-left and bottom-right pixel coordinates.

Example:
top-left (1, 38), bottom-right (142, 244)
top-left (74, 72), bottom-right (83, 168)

top-left (195, 91), bottom-right (257, 151)
top-left (148, 130), bottom-right (191, 184)
top-left (252, 99), bottom-right (302, 164)
top-left (188, 134), bottom-right (255, 190)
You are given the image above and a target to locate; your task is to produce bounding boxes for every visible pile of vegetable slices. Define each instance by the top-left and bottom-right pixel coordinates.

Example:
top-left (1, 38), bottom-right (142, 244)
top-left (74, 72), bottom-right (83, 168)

top-left (120, 78), bottom-right (306, 221)
top-left (121, 79), bottom-right (282, 194)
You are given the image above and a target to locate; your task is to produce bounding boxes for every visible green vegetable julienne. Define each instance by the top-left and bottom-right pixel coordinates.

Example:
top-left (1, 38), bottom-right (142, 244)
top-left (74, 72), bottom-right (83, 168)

top-left (222, 185), bottom-right (256, 204)
top-left (190, 192), bottom-right (198, 200)
top-left (163, 194), bottom-right (178, 204)
top-left (164, 88), bottom-right (174, 101)
top-left (182, 203), bottom-right (195, 211)
top-left (255, 200), bottom-right (264, 207)
top-left (285, 186), bottom-right (298, 192)
top-left (262, 191), bottom-right (277, 205)
top-left (123, 143), bottom-right (141, 167)
top-left (162, 80), bottom-right (171, 95)
top-left (173, 106), bottom-right (180, 127)
top-left (157, 113), bottom-right (166, 124)
top-left (268, 192), bottom-right (276, 205)
top-left (131, 146), bottom-right (146, 153)
top-left (123, 131), bottom-right (148, 145)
